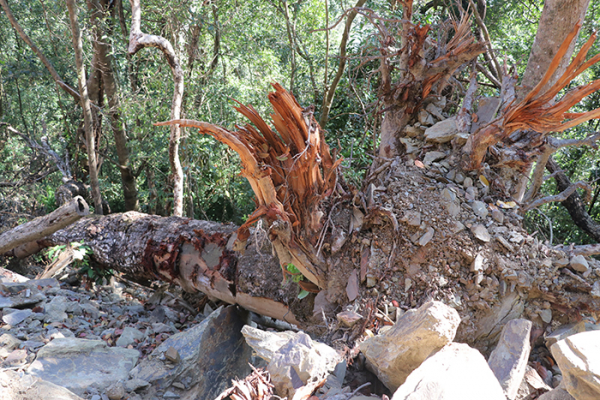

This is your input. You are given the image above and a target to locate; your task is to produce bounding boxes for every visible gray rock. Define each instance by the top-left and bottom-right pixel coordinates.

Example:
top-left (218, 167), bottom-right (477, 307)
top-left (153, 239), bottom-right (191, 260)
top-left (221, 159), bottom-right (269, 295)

top-left (492, 208), bottom-right (504, 223)
top-left (124, 378), bottom-right (150, 392)
top-left (471, 201), bottom-right (489, 218)
top-left (516, 365), bottom-right (552, 399)
top-left (27, 337), bottom-right (139, 395)
top-left (242, 325), bottom-right (343, 399)
top-left (2, 309), bottom-right (32, 325)
top-left (0, 282), bottom-right (46, 309)
top-left (538, 385), bottom-right (576, 400)
top-left (116, 327), bottom-right (144, 347)
top-left (423, 151), bottom-right (446, 166)
top-left (418, 109), bottom-right (435, 126)
top-left (424, 117), bottom-right (458, 143)
top-left (0, 370), bottom-right (84, 400)
top-left (130, 306), bottom-right (252, 400)
top-left (0, 333), bottom-right (22, 356)
top-left (471, 224), bottom-right (491, 242)
top-left (360, 301), bottom-right (460, 392)
top-left (392, 343), bottom-right (505, 400)
top-left (163, 390), bottom-right (180, 399)
top-left (337, 311), bottom-right (363, 327)
top-left (570, 255), bottom-right (590, 273)
top-left (488, 319), bottom-right (532, 400)
top-left (592, 281), bottom-right (600, 298)
top-left (44, 295), bottom-right (68, 323)
top-left (551, 331), bottom-right (600, 400)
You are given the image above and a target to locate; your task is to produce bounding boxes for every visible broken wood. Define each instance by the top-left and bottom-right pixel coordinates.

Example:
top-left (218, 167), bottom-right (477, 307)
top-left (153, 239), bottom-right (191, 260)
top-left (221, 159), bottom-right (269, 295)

top-left (155, 83), bottom-right (341, 290)
top-left (0, 196), bottom-right (89, 254)
top-left (464, 22), bottom-right (600, 170)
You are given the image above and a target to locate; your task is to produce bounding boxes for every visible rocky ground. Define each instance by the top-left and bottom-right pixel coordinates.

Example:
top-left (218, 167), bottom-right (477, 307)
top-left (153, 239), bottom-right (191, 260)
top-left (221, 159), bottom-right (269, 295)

top-left (0, 257), bottom-right (599, 400)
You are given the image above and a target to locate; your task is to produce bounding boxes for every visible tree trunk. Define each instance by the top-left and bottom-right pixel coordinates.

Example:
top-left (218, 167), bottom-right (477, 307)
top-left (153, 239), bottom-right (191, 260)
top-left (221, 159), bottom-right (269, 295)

top-left (519, 0), bottom-right (591, 99)
top-left (67, 0), bottom-right (103, 216)
top-left (128, 0), bottom-right (184, 217)
top-left (88, 0), bottom-right (139, 211)
top-left (17, 212), bottom-right (303, 326)
top-left (0, 196), bottom-right (88, 254)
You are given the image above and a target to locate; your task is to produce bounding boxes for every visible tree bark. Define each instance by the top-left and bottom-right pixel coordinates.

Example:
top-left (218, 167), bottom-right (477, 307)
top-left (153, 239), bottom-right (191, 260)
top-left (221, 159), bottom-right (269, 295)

top-left (0, 196), bottom-right (88, 254)
top-left (519, 0), bottom-right (591, 99)
top-left (376, 5), bottom-right (486, 158)
top-left (15, 212), bottom-right (302, 325)
top-left (67, 0), bottom-right (104, 215)
top-left (128, 0), bottom-right (184, 217)
top-left (88, 0), bottom-right (139, 211)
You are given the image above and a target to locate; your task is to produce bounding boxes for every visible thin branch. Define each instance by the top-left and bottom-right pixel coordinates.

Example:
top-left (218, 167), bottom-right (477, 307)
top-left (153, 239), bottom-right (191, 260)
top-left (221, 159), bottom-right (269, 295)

top-left (0, 0), bottom-right (80, 103)
top-left (525, 181), bottom-right (592, 211)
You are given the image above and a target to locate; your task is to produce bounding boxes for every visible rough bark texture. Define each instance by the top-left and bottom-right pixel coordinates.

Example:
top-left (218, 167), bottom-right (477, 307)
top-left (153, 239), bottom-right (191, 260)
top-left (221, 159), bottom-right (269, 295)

top-left (89, 0), bottom-right (139, 211)
top-left (27, 212), bottom-right (304, 325)
top-left (0, 196), bottom-right (88, 254)
top-left (67, 0), bottom-right (103, 216)
top-left (128, 0), bottom-right (184, 217)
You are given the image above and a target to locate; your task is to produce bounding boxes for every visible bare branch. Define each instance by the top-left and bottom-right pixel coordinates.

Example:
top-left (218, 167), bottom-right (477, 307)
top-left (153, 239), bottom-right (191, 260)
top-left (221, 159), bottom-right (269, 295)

top-left (128, 0), bottom-right (184, 216)
top-left (525, 181), bottom-right (592, 211)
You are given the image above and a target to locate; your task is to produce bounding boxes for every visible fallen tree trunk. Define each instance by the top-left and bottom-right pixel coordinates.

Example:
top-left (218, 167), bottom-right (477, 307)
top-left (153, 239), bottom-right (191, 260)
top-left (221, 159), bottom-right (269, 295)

top-left (0, 196), bottom-right (89, 254)
top-left (12, 211), bottom-right (304, 325)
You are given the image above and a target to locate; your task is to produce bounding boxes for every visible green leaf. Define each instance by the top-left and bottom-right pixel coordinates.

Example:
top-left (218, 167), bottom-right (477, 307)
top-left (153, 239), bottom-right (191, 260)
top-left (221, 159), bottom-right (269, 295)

top-left (297, 290), bottom-right (309, 300)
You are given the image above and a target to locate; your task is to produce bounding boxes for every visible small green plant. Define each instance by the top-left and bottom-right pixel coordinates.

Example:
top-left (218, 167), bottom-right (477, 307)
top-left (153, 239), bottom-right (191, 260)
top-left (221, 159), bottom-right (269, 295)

top-left (285, 263), bottom-right (310, 299)
top-left (47, 241), bottom-right (113, 285)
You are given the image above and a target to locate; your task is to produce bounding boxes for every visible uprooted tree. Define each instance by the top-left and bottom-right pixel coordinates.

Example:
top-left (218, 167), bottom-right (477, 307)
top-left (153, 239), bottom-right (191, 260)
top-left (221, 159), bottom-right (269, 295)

top-left (5, 0), bottom-right (600, 349)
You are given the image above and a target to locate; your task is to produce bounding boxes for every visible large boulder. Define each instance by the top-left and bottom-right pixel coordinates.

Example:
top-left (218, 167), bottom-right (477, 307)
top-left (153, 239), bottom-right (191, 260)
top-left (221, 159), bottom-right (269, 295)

top-left (550, 331), bottom-right (600, 400)
top-left (488, 319), bottom-right (532, 400)
top-left (360, 301), bottom-right (460, 392)
top-left (242, 325), bottom-right (344, 398)
top-left (27, 337), bottom-right (139, 396)
top-left (392, 343), bottom-right (505, 400)
top-left (129, 305), bottom-right (252, 399)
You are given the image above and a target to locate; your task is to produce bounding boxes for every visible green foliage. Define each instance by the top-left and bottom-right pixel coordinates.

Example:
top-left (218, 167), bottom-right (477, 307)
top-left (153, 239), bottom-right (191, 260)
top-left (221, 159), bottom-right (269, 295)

top-left (285, 263), bottom-right (309, 299)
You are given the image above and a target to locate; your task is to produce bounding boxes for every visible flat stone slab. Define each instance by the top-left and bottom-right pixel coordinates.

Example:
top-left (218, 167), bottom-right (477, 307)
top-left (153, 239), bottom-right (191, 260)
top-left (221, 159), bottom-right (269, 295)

top-left (0, 282), bottom-right (46, 309)
top-left (488, 319), bottom-right (532, 400)
top-left (0, 370), bottom-right (84, 400)
top-left (27, 337), bottom-right (139, 395)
